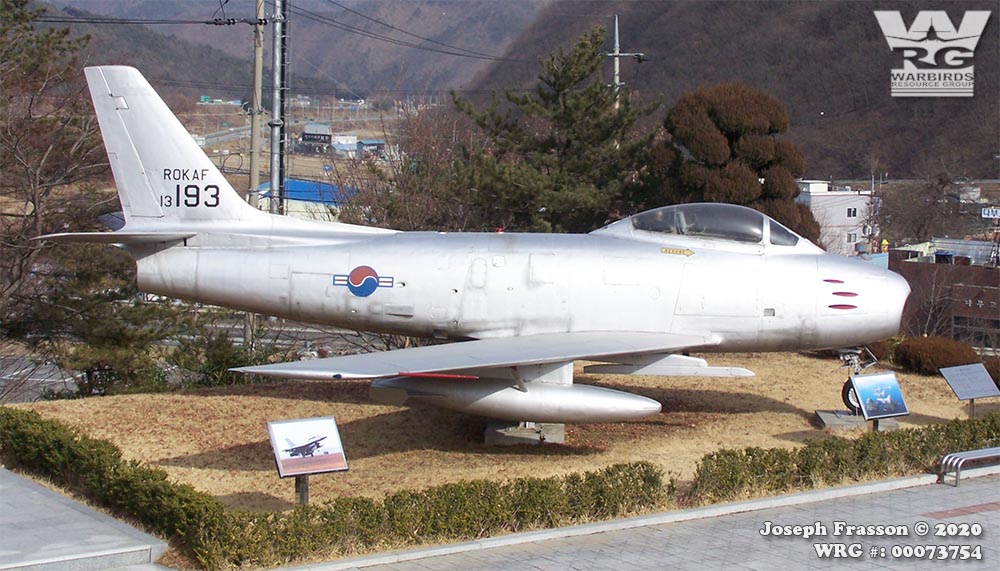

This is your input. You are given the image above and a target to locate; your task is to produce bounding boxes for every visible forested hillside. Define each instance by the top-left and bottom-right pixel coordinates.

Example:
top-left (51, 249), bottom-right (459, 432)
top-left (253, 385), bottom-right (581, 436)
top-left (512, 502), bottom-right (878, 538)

top-left (39, 1), bottom-right (998, 179)
top-left (477, 0), bottom-right (999, 180)
top-left (40, 3), bottom-right (255, 101)
top-left (46, 0), bottom-right (544, 95)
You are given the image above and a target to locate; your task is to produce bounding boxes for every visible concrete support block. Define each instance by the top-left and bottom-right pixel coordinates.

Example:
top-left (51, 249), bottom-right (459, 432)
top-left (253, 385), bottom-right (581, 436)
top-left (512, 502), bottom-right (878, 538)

top-left (485, 421), bottom-right (565, 445)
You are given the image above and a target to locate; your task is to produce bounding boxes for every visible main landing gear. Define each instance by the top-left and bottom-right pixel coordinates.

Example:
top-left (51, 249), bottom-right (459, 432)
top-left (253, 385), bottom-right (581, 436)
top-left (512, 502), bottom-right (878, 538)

top-left (838, 347), bottom-right (877, 415)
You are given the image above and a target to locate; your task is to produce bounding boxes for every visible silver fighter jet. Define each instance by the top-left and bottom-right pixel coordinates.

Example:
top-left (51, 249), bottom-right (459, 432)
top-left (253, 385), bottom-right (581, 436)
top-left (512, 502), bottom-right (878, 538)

top-left (41, 67), bottom-right (911, 424)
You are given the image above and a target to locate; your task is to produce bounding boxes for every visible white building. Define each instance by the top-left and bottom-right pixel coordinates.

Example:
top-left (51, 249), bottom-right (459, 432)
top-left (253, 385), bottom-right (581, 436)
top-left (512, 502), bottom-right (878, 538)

top-left (796, 180), bottom-right (875, 256)
top-left (332, 133), bottom-right (358, 159)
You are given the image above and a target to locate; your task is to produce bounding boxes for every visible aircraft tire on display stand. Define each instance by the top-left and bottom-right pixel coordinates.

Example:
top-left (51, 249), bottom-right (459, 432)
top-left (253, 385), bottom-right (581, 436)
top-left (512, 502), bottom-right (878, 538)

top-left (842, 378), bottom-right (862, 415)
top-left (839, 347), bottom-right (877, 415)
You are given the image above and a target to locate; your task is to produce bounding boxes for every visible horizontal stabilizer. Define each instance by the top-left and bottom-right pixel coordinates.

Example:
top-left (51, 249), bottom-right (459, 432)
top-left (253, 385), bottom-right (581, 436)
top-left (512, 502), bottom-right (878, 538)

top-left (98, 211), bottom-right (126, 231)
top-left (583, 353), bottom-right (754, 377)
top-left (233, 331), bottom-right (709, 381)
top-left (35, 231), bottom-right (195, 244)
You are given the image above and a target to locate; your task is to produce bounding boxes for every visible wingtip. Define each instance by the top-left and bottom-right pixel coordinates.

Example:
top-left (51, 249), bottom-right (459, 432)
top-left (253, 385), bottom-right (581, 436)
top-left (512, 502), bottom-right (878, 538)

top-left (228, 364), bottom-right (357, 381)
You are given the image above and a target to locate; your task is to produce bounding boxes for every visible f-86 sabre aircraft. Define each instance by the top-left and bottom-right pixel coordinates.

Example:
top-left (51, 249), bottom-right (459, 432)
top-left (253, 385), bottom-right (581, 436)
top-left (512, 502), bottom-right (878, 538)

top-left (41, 66), bottom-right (910, 425)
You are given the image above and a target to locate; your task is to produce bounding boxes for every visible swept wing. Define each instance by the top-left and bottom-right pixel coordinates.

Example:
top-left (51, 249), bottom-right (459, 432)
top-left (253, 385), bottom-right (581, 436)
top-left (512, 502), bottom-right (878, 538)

top-left (234, 331), bottom-right (744, 423)
top-left (233, 331), bottom-right (734, 380)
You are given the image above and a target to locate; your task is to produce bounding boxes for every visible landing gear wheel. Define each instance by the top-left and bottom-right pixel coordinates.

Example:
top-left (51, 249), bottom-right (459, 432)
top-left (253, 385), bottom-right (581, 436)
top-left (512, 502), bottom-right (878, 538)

top-left (842, 379), bottom-right (861, 415)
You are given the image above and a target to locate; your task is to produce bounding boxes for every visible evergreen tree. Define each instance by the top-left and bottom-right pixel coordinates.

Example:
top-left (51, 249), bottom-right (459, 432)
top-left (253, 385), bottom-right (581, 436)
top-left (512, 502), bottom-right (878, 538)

top-left (644, 83), bottom-right (820, 241)
top-left (454, 28), bottom-right (657, 232)
top-left (0, 1), bottom-right (194, 397)
top-left (4, 243), bottom-right (190, 395)
top-left (1, 0), bottom-right (104, 322)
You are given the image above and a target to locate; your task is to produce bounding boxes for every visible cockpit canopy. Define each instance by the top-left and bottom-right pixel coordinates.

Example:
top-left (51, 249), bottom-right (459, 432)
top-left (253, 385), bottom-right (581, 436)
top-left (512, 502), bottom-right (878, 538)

top-left (600, 203), bottom-right (802, 247)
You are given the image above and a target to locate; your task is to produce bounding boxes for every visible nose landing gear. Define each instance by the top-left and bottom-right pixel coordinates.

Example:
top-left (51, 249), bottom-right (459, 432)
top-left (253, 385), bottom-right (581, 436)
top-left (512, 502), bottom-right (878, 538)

top-left (838, 347), bottom-right (877, 415)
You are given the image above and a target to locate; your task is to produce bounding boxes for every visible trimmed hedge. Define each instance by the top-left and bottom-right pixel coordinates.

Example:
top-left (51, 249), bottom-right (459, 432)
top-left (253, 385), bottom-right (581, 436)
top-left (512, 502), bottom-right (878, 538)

top-left (0, 407), bottom-right (664, 570)
top-left (191, 464), bottom-right (664, 569)
top-left (893, 336), bottom-right (980, 376)
top-left (0, 408), bottom-right (226, 557)
top-left (687, 412), bottom-right (1000, 504)
top-left (867, 338), bottom-right (897, 362)
top-left (985, 357), bottom-right (999, 387)
top-left (9, 404), bottom-right (1000, 569)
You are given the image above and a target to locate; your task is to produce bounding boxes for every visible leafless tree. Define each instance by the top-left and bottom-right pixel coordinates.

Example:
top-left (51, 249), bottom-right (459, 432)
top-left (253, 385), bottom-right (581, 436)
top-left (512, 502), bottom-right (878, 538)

top-left (0, 345), bottom-right (77, 403)
top-left (326, 104), bottom-right (492, 232)
top-left (0, 351), bottom-right (38, 403)
top-left (900, 264), bottom-right (959, 339)
top-left (877, 173), bottom-right (967, 244)
top-left (1, 4), bottom-right (107, 330)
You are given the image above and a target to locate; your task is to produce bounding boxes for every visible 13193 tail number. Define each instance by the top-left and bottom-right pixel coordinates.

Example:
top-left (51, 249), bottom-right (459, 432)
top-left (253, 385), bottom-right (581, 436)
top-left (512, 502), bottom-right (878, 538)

top-left (159, 184), bottom-right (220, 208)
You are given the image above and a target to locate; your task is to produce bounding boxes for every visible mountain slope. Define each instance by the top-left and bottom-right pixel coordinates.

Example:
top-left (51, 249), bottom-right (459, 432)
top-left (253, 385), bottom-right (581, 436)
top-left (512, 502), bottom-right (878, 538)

top-left (477, 0), bottom-right (999, 179)
top-left (47, 0), bottom-right (545, 94)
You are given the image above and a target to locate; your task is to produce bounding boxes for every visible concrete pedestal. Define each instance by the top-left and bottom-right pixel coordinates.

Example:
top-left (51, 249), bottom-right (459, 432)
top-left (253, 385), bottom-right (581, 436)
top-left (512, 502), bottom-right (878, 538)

top-left (814, 410), bottom-right (899, 431)
top-left (484, 421), bottom-right (565, 445)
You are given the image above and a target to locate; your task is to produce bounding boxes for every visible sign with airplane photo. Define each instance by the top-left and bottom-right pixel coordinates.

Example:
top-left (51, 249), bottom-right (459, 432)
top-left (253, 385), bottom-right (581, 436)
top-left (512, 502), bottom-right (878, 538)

top-left (267, 417), bottom-right (348, 478)
top-left (850, 372), bottom-right (910, 421)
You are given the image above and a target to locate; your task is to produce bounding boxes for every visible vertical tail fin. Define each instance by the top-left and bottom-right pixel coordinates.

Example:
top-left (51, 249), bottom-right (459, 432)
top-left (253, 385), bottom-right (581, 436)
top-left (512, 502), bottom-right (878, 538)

top-left (86, 66), bottom-right (264, 227)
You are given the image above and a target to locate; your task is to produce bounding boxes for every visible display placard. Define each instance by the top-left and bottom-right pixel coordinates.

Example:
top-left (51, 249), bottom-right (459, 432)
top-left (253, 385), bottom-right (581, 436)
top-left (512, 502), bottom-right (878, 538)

top-left (266, 417), bottom-right (347, 478)
top-left (940, 363), bottom-right (1000, 401)
top-left (850, 372), bottom-right (909, 421)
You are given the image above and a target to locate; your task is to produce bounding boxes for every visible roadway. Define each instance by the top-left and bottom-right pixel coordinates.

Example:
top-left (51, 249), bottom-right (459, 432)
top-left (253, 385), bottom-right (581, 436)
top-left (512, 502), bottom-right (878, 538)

top-left (0, 320), bottom-right (353, 403)
top-left (204, 125), bottom-right (250, 146)
top-left (201, 112), bottom-right (401, 148)
top-left (0, 356), bottom-right (78, 403)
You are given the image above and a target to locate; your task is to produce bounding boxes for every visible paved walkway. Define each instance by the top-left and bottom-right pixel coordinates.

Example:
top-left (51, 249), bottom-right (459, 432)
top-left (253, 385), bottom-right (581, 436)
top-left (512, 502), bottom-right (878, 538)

top-left (4, 465), bottom-right (1000, 571)
top-left (291, 468), bottom-right (1000, 571)
top-left (0, 469), bottom-right (167, 571)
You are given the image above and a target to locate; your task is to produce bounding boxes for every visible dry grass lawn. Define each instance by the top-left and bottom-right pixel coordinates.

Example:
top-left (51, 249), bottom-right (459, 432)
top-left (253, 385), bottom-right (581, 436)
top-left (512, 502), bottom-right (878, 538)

top-left (22, 352), bottom-right (989, 511)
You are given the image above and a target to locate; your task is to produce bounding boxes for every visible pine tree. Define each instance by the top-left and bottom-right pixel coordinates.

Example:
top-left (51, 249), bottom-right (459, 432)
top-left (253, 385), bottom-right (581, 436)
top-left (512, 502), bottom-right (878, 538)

top-left (454, 28), bottom-right (657, 232)
top-left (645, 83), bottom-right (820, 241)
top-left (1, 0), bottom-right (104, 321)
top-left (0, 1), bottom-right (189, 396)
top-left (4, 243), bottom-right (190, 395)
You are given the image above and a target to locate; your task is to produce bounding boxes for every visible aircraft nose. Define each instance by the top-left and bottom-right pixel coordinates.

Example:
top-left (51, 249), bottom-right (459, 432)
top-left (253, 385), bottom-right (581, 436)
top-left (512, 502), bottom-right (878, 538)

top-left (882, 270), bottom-right (911, 333)
top-left (819, 255), bottom-right (912, 344)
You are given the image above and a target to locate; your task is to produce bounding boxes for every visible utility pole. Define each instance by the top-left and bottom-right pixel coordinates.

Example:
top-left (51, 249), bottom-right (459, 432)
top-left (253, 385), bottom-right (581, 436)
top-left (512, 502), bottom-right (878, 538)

top-left (606, 14), bottom-right (644, 110)
top-left (269, 0), bottom-right (290, 215)
top-left (244, 0), bottom-right (266, 349)
top-left (248, 0), bottom-right (264, 209)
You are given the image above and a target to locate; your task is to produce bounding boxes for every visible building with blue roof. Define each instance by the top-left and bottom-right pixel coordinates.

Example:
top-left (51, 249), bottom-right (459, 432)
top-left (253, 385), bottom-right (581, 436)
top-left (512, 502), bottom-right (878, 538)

top-left (259, 178), bottom-right (358, 220)
top-left (357, 139), bottom-right (386, 159)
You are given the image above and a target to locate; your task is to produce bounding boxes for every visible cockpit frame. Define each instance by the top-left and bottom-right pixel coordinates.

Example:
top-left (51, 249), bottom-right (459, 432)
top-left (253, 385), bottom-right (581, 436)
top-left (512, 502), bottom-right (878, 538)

top-left (594, 203), bottom-right (808, 250)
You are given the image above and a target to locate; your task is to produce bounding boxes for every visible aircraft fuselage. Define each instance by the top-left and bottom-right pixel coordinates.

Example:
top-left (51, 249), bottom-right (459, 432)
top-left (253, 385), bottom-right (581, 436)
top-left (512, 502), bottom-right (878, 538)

top-left (134, 230), bottom-right (905, 352)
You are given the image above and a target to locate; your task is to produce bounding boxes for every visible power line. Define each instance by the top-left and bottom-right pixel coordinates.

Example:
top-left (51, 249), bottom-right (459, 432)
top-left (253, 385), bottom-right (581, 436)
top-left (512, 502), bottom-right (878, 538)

top-left (39, 4), bottom-right (532, 95)
top-left (38, 7), bottom-right (522, 62)
top-left (269, 1), bottom-right (526, 63)
top-left (321, 0), bottom-right (502, 61)
top-left (35, 15), bottom-right (265, 26)
top-left (153, 76), bottom-right (532, 97)
top-left (37, 16), bottom-right (208, 25)
top-left (295, 56), bottom-right (365, 102)
top-left (213, 0), bottom-right (232, 22)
